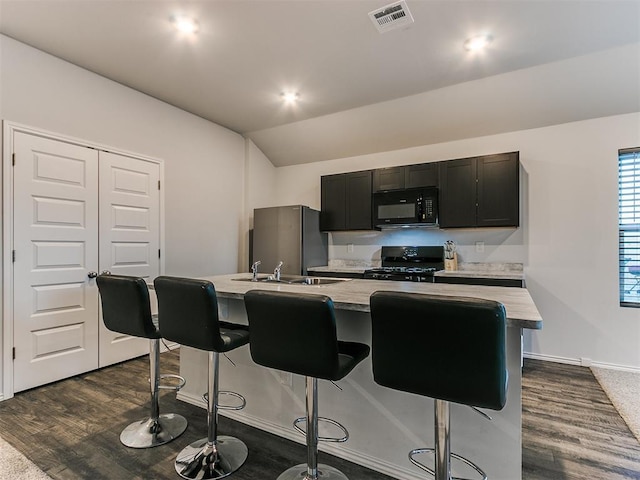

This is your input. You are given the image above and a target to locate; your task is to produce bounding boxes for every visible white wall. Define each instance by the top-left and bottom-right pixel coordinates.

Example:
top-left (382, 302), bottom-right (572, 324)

top-left (275, 113), bottom-right (640, 370)
top-left (242, 138), bottom-right (278, 269)
top-left (0, 35), bottom-right (246, 395)
top-left (0, 34), bottom-right (245, 275)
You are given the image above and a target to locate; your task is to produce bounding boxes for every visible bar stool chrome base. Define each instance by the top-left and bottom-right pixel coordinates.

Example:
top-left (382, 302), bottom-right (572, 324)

top-left (120, 413), bottom-right (188, 449)
top-left (175, 435), bottom-right (248, 480)
top-left (277, 463), bottom-right (349, 480)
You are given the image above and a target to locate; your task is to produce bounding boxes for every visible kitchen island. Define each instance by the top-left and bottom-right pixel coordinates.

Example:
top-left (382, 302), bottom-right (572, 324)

top-left (177, 273), bottom-right (542, 480)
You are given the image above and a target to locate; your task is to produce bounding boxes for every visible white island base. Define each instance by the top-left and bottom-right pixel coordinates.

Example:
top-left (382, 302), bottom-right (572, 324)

top-left (177, 294), bottom-right (525, 480)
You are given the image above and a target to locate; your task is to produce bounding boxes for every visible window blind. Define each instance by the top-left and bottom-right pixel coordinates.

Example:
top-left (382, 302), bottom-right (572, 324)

top-left (619, 147), bottom-right (640, 307)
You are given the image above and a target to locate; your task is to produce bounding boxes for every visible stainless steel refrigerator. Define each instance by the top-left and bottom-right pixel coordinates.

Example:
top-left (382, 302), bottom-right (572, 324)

top-left (251, 205), bottom-right (328, 276)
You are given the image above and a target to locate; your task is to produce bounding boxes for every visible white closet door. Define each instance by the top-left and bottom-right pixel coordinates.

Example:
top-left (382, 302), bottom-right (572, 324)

top-left (13, 132), bottom-right (100, 392)
top-left (98, 151), bottom-right (160, 367)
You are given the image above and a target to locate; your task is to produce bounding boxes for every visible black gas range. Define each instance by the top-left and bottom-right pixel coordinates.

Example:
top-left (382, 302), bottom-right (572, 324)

top-left (363, 246), bottom-right (444, 282)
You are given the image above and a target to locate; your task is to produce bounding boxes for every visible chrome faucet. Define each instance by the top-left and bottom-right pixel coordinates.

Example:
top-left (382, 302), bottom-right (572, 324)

top-left (250, 261), bottom-right (261, 281)
top-left (273, 261), bottom-right (283, 281)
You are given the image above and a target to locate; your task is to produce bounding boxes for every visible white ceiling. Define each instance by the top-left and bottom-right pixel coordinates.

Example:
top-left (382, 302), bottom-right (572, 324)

top-left (1, 0), bottom-right (639, 166)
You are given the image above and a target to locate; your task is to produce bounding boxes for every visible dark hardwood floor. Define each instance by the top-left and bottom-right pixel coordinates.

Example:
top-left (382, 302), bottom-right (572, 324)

top-left (522, 359), bottom-right (640, 480)
top-left (1, 353), bottom-right (639, 479)
top-left (0, 350), bottom-right (393, 480)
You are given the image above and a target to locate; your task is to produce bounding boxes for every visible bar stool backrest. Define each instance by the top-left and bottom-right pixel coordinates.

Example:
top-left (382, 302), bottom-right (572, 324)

top-left (154, 276), bottom-right (229, 352)
top-left (244, 290), bottom-right (341, 380)
top-left (370, 291), bottom-right (508, 411)
top-left (96, 274), bottom-right (159, 339)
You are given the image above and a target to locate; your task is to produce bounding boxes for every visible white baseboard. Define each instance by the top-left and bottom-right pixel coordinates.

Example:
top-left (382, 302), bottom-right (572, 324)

top-left (523, 352), bottom-right (581, 365)
top-left (177, 390), bottom-right (423, 480)
top-left (523, 352), bottom-right (640, 373)
top-left (589, 361), bottom-right (640, 374)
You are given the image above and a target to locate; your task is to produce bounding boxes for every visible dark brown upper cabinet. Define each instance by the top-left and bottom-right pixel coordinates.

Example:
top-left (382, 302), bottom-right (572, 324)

top-left (320, 174), bottom-right (346, 231)
top-left (477, 152), bottom-right (520, 227)
top-left (439, 152), bottom-right (519, 228)
top-left (439, 157), bottom-right (477, 228)
top-left (405, 162), bottom-right (439, 189)
top-left (320, 170), bottom-right (372, 231)
top-left (373, 163), bottom-right (439, 192)
top-left (373, 166), bottom-right (404, 192)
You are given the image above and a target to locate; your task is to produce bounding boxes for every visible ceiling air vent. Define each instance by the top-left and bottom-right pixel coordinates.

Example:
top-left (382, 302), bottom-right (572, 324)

top-left (369, 1), bottom-right (414, 33)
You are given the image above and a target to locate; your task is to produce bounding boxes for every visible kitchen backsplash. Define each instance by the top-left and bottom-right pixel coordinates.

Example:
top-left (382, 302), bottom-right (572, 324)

top-left (328, 227), bottom-right (525, 265)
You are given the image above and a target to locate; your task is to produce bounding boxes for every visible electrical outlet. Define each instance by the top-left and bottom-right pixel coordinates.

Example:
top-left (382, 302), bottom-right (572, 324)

top-left (347, 243), bottom-right (354, 253)
top-left (475, 241), bottom-right (485, 253)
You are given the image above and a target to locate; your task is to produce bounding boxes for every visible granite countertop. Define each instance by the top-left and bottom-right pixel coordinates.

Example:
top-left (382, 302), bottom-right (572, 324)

top-left (434, 263), bottom-right (524, 280)
top-left (201, 273), bottom-right (542, 330)
top-left (308, 265), bottom-right (368, 274)
top-left (309, 262), bottom-right (525, 280)
top-left (308, 259), bottom-right (379, 274)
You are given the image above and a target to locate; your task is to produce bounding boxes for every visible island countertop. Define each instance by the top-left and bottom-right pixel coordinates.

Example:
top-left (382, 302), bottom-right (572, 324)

top-left (308, 263), bottom-right (525, 281)
top-left (200, 273), bottom-right (542, 330)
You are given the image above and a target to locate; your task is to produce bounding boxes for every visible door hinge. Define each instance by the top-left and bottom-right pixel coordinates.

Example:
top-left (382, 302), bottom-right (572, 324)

top-left (12, 153), bottom-right (15, 166)
top-left (12, 347), bottom-right (15, 360)
top-left (158, 180), bottom-right (160, 190)
top-left (12, 250), bottom-right (15, 263)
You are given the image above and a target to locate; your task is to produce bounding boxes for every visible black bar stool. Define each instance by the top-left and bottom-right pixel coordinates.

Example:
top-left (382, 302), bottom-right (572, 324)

top-left (244, 290), bottom-right (370, 480)
top-left (96, 274), bottom-right (188, 448)
top-left (369, 291), bottom-right (508, 480)
top-left (154, 276), bottom-right (250, 480)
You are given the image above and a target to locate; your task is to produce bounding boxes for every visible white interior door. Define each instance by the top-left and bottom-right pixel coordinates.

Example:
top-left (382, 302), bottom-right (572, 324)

top-left (13, 132), bottom-right (100, 392)
top-left (98, 151), bottom-right (160, 367)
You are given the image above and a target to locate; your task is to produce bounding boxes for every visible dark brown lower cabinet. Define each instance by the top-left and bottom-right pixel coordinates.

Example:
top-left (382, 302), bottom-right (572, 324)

top-left (434, 276), bottom-right (524, 287)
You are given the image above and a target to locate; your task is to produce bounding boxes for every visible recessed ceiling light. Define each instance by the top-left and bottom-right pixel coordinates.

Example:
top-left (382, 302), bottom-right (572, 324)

top-left (464, 34), bottom-right (492, 52)
top-left (281, 92), bottom-right (299, 104)
top-left (172, 16), bottom-right (199, 34)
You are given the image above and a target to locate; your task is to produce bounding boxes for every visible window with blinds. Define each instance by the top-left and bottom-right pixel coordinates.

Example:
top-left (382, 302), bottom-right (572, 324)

top-left (619, 147), bottom-right (640, 307)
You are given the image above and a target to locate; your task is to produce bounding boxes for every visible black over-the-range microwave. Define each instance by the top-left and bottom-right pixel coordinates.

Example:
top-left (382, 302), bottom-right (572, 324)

top-left (373, 187), bottom-right (439, 228)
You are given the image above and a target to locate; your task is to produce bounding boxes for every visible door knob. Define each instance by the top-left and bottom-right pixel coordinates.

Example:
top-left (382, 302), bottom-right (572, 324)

top-left (87, 271), bottom-right (98, 279)
top-left (101, 270), bottom-right (111, 275)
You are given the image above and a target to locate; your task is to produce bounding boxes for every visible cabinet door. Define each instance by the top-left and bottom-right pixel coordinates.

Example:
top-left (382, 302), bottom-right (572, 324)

top-left (438, 157), bottom-right (477, 228)
top-left (346, 171), bottom-right (372, 230)
top-left (320, 174), bottom-right (346, 231)
top-left (373, 166), bottom-right (405, 192)
top-left (405, 162), bottom-right (438, 188)
top-left (477, 153), bottom-right (519, 227)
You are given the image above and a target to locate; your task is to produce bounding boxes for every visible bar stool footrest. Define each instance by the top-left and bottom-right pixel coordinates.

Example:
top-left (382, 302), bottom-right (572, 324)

top-left (202, 391), bottom-right (247, 411)
top-left (158, 373), bottom-right (186, 391)
top-left (408, 447), bottom-right (487, 480)
top-left (293, 416), bottom-right (349, 443)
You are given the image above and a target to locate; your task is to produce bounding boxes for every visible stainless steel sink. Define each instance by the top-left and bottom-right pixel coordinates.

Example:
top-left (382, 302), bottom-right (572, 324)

top-left (232, 276), bottom-right (350, 285)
